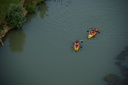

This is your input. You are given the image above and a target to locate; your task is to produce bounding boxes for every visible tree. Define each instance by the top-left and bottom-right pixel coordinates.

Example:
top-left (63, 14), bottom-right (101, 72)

top-left (7, 4), bottom-right (26, 29)
top-left (24, 0), bottom-right (45, 14)
top-left (24, 0), bottom-right (37, 13)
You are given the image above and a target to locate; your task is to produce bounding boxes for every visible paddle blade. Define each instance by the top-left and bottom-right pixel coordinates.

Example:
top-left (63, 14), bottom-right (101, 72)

top-left (80, 40), bottom-right (83, 43)
top-left (97, 31), bottom-right (100, 33)
top-left (87, 30), bottom-right (89, 32)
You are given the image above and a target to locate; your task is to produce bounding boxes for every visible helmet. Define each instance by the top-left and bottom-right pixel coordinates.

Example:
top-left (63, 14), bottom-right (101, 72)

top-left (93, 28), bottom-right (97, 31)
top-left (75, 41), bottom-right (79, 43)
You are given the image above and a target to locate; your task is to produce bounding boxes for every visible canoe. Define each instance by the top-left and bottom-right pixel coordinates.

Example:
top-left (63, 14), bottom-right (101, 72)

top-left (87, 29), bottom-right (98, 39)
top-left (74, 41), bottom-right (80, 51)
top-left (88, 31), bottom-right (97, 38)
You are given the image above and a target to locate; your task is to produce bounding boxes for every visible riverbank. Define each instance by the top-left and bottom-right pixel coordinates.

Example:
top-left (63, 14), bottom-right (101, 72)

top-left (0, 0), bottom-right (45, 45)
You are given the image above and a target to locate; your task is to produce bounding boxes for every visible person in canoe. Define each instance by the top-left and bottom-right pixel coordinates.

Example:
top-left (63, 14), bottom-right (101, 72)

top-left (93, 28), bottom-right (98, 31)
top-left (87, 28), bottom-right (100, 38)
top-left (74, 40), bottom-right (80, 52)
top-left (89, 30), bottom-right (95, 35)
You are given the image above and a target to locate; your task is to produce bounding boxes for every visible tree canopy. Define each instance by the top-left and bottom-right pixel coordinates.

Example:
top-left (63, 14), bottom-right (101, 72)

top-left (7, 4), bottom-right (26, 29)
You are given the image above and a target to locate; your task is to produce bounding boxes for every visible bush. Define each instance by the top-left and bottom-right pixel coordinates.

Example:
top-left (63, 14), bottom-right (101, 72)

top-left (24, 0), bottom-right (37, 13)
top-left (7, 4), bottom-right (26, 29)
top-left (24, 0), bottom-right (45, 13)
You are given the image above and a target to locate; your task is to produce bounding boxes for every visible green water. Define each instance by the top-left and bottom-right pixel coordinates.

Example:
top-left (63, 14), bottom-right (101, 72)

top-left (0, 0), bottom-right (128, 85)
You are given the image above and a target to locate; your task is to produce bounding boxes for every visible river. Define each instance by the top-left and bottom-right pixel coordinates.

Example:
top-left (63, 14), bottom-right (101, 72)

top-left (0, 0), bottom-right (128, 85)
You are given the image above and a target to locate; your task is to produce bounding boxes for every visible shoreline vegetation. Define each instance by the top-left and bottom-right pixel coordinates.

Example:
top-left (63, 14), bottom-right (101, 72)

top-left (0, 0), bottom-right (45, 45)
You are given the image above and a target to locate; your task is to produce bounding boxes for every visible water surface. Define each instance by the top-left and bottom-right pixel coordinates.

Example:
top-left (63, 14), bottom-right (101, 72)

top-left (0, 0), bottom-right (128, 85)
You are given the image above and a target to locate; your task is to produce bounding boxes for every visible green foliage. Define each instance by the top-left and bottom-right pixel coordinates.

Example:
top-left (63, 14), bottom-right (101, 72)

top-left (0, 0), bottom-right (22, 22)
top-left (7, 4), bottom-right (26, 29)
top-left (24, 0), bottom-right (37, 13)
top-left (24, 0), bottom-right (44, 13)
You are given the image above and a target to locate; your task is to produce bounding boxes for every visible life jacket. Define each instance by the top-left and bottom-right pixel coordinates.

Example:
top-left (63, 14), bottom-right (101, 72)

top-left (91, 31), bottom-right (95, 33)
top-left (93, 29), bottom-right (97, 31)
top-left (75, 45), bottom-right (79, 47)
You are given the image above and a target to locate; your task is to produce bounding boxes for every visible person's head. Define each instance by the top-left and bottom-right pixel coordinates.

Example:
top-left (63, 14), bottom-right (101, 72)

top-left (94, 28), bottom-right (97, 31)
top-left (75, 41), bottom-right (79, 43)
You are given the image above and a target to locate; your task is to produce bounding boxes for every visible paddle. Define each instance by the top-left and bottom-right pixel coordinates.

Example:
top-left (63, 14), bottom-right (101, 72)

top-left (80, 40), bottom-right (83, 43)
top-left (96, 31), bottom-right (100, 33)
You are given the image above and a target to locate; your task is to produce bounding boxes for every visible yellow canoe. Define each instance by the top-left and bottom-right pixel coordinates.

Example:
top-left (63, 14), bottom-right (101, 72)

top-left (87, 29), bottom-right (98, 39)
top-left (88, 32), bottom-right (97, 38)
top-left (74, 42), bottom-right (80, 51)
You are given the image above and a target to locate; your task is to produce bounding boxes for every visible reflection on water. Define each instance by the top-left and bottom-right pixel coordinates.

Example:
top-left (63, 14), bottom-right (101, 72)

top-left (117, 47), bottom-right (128, 60)
top-left (47, 0), bottom-right (62, 2)
top-left (8, 29), bottom-right (25, 53)
top-left (38, 2), bottom-right (49, 19)
top-left (65, 0), bottom-right (72, 7)
top-left (46, 0), bottom-right (72, 8)
top-left (26, 13), bottom-right (37, 23)
top-left (104, 47), bottom-right (128, 85)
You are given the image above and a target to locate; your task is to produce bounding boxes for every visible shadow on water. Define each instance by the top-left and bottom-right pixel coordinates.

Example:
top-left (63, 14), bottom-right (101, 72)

top-left (8, 29), bottom-right (26, 53)
top-left (104, 47), bottom-right (128, 85)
